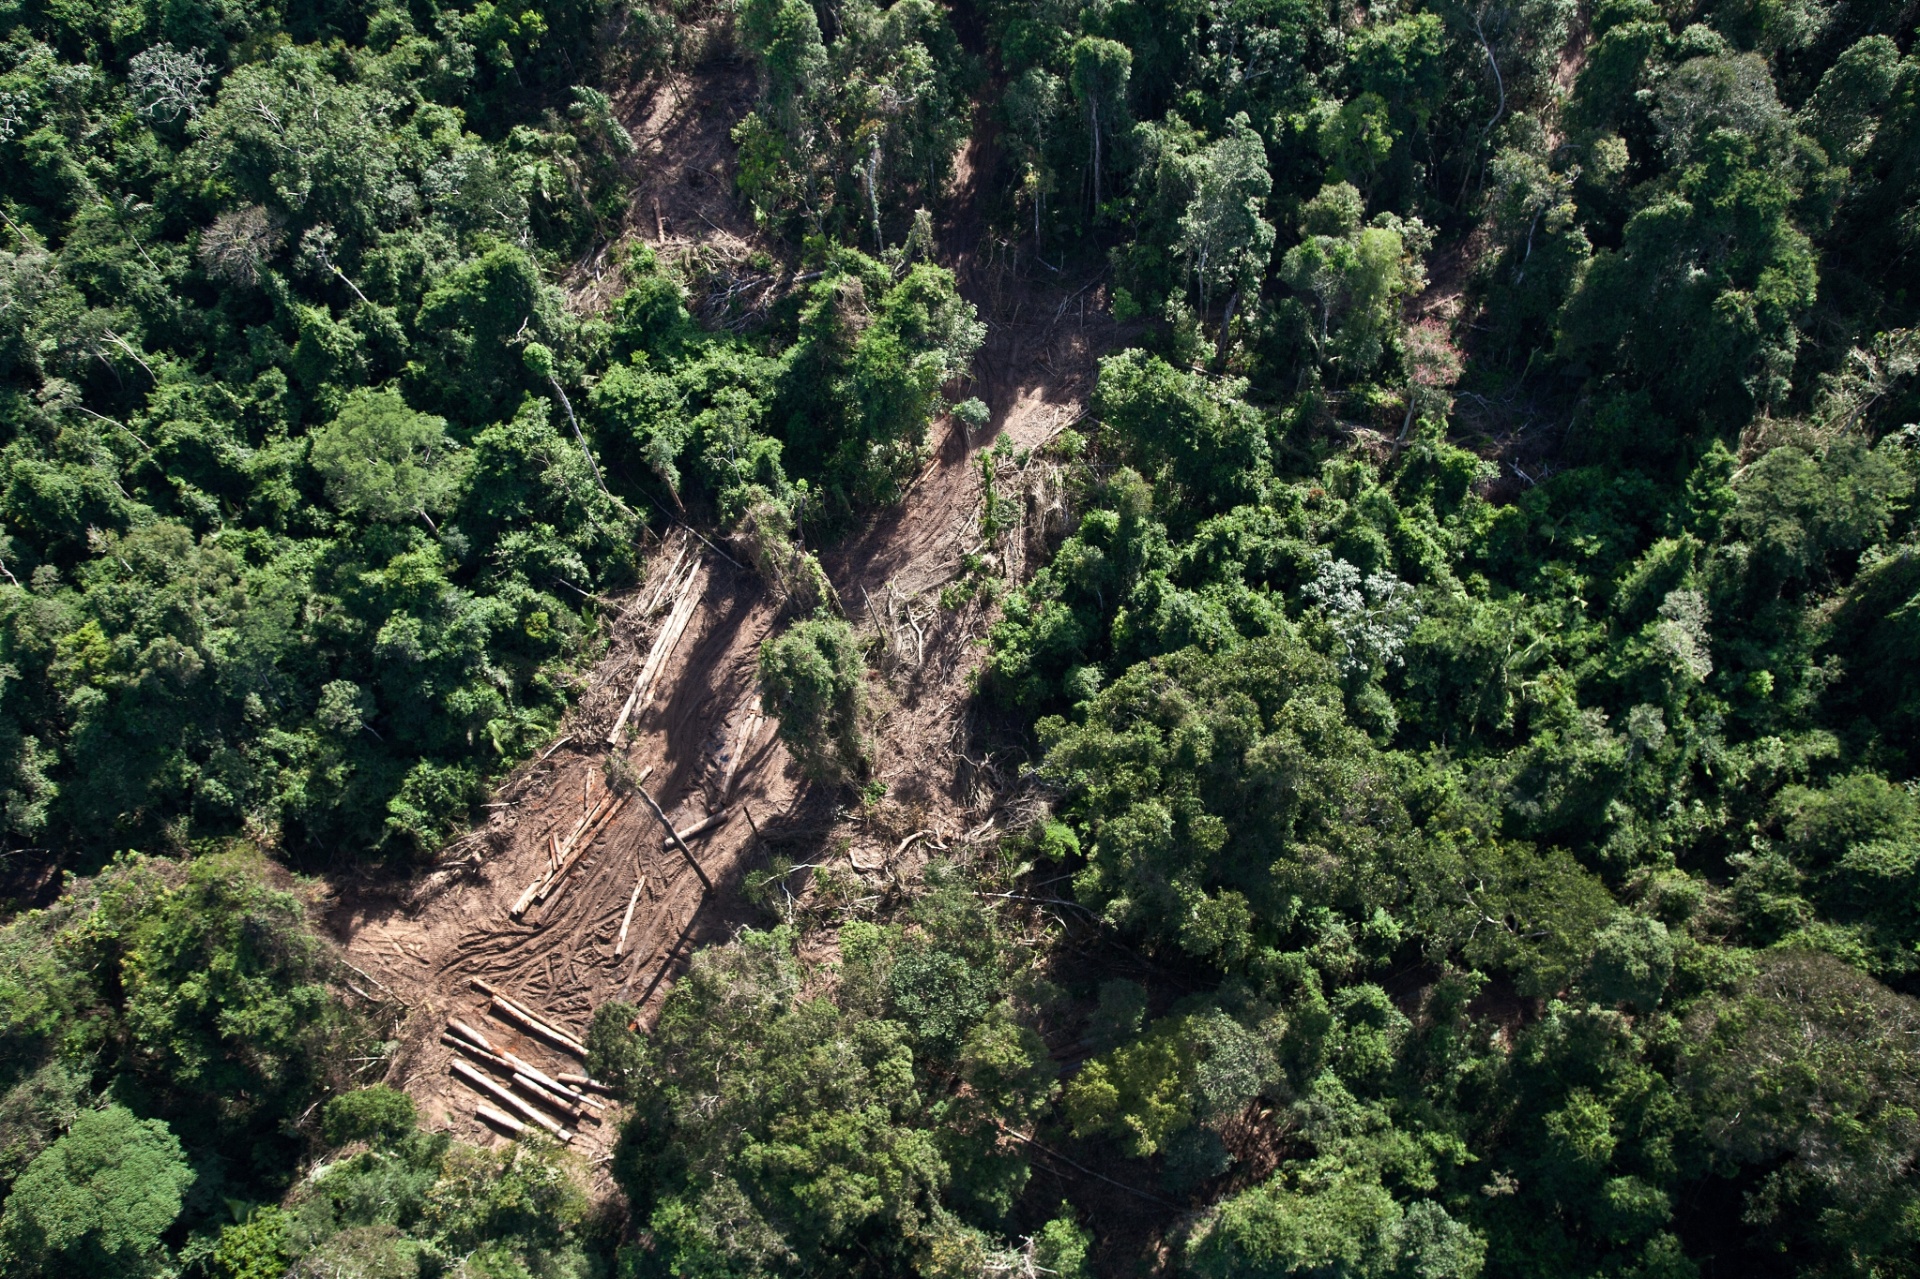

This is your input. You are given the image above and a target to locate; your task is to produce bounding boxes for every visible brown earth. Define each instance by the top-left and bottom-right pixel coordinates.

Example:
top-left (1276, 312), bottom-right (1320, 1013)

top-left (326, 54), bottom-right (1119, 1175)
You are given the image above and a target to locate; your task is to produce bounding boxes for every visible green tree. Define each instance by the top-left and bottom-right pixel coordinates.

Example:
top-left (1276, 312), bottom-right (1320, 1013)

top-left (1557, 130), bottom-right (1819, 433)
top-left (1278, 183), bottom-right (1430, 384)
top-left (1682, 950), bottom-right (1920, 1273)
top-left (322, 1087), bottom-right (417, 1149)
top-left (1069, 38), bottom-right (1133, 212)
top-left (1092, 350), bottom-right (1271, 516)
top-left (1174, 112), bottom-right (1276, 339)
top-left (0, 1105), bottom-right (194, 1279)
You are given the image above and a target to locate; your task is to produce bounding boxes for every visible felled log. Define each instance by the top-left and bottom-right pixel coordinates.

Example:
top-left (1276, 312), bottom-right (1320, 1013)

top-left (490, 997), bottom-right (587, 1058)
top-left (559, 1073), bottom-right (616, 1096)
top-left (556, 796), bottom-right (608, 860)
top-left (662, 807), bottom-right (733, 848)
top-left (511, 1072), bottom-right (587, 1123)
top-left (508, 871), bottom-right (547, 921)
top-left (471, 980), bottom-right (588, 1058)
top-left (615, 874), bottom-right (646, 957)
top-left (472, 980), bottom-right (584, 1044)
top-left (508, 800), bottom-right (603, 919)
top-left (511, 779), bottom-right (639, 920)
top-left (720, 711), bottom-right (764, 799)
top-left (475, 1103), bottom-right (526, 1137)
top-left (448, 1017), bottom-right (497, 1054)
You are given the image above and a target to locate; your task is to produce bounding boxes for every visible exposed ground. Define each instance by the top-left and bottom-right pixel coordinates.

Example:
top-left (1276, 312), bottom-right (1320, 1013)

top-left (326, 52), bottom-right (1118, 1179)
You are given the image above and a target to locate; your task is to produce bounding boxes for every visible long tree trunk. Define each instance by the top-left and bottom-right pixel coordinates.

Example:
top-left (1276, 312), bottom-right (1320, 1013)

top-left (1090, 101), bottom-right (1102, 213)
top-left (864, 141), bottom-right (885, 252)
top-left (1215, 288), bottom-right (1240, 366)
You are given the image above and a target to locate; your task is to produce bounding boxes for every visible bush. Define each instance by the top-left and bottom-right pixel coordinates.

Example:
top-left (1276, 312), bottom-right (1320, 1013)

top-left (321, 1088), bottom-right (417, 1149)
top-left (758, 615), bottom-right (871, 783)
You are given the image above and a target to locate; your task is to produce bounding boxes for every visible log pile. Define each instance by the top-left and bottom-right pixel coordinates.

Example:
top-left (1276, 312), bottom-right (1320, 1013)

top-left (445, 987), bottom-right (620, 1140)
top-left (607, 558), bottom-right (706, 746)
top-left (451, 1059), bottom-right (571, 1141)
top-left (444, 1018), bottom-right (604, 1114)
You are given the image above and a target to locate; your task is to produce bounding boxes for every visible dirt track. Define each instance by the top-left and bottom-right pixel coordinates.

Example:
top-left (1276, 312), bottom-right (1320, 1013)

top-left (325, 57), bottom-right (1118, 1170)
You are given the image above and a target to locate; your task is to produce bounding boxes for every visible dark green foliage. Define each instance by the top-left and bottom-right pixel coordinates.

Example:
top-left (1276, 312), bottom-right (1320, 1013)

top-left (1681, 950), bottom-right (1920, 1271)
top-left (613, 915), bottom-right (1055, 1276)
top-left (4, 0), bottom-right (1920, 1274)
top-left (278, 1101), bottom-right (591, 1277)
top-left (321, 1087), bottom-right (416, 1150)
top-left (1093, 350), bottom-right (1272, 518)
top-left (0, 851), bottom-right (361, 1195)
top-left (732, 0), bottom-right (972, 244)
top-left (0, 0), bottom-right (650, 863)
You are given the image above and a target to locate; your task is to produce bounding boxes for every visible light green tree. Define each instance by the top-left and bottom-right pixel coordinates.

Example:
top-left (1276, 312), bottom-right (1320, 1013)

top-left (1174, 112), bottom-right (1276, 349)
top-left (1279, 182), bottom-right (1430, 383)
top-left (759, 615), bottom-right (870, 783)
top-left (309, 388), bottom-right (463, 531)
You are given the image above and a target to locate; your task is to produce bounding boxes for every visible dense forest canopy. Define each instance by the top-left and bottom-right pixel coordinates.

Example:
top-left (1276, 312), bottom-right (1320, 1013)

top-left (0, 0), bottom-right (1916, 1273)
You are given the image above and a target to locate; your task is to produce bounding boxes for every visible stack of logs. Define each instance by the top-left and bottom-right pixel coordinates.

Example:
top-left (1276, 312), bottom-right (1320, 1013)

top-left (445, 979), bottom-right (617, 1142)
top-left (607, 551), bottom-right (707, 747)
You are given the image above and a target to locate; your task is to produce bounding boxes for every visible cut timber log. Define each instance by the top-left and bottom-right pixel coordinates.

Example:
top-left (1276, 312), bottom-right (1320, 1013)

top-left (554, 796), bottom-right (604, 856)
top-left (471, 982), bottom-right (588, 1058)
top-left (637, 785), bottom-right (714, 893)
top-left (662, 808), bottom-right (733, 848)
top-left (472, 979), bottom-right (582, 1036)
top-left (512, 1072), bottom-right (588, 1123)
top-left (606, 561), bottom-right (705, 746)
top-left (510, 773), bottom-right (645, 920)
top-left (475, 1103), bottom-right (526, 1137)
top-left (556, 796), bottom-right (608, 861)
top-left (559, 1073), bottom-right (616, 1096)
top-left (451, 1059), bottom-right (570, 1141)
top-left (448, 1018), bottom-right (496, 1053)
top-left (615, 874), bottom-right (645, 956)
top-left (639, 567), bottom-right (704, 702)
top-left (490, 996), bottom-right (587, 1058)
top-left (508, 873), bottom-right (546, 921)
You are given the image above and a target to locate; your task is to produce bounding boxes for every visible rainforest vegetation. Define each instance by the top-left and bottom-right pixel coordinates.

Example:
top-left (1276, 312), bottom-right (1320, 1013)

top-left (0, 0), bottom-right (1916, 1273)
